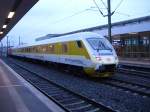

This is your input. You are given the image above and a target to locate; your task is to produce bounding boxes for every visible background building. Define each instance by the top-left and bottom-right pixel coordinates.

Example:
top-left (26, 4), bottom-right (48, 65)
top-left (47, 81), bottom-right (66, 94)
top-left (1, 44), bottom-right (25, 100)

top-left (37, 16), bottom-right (150, 59)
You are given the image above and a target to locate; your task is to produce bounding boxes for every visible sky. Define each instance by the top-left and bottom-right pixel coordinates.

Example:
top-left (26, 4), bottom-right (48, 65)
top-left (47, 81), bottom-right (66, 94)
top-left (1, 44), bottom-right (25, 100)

top-left (2, 0), bottom-right (150, 46)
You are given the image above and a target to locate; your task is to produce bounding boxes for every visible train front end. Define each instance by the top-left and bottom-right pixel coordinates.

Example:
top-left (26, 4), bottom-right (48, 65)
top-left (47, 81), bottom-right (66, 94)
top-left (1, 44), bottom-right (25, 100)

top-left (84, 36), bottom-right (118, 77)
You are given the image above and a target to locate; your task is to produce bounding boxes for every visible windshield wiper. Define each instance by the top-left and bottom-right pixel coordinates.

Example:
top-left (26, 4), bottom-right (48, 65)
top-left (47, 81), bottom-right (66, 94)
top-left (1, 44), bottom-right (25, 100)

top-left (97, 40), bottom-right (112, 52)
top-left (97, 40), bottom-right (101, 52)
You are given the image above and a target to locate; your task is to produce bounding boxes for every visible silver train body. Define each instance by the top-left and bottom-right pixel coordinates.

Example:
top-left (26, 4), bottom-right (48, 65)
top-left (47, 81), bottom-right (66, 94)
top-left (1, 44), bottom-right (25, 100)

top-left (10, 32), bottom-right (118, 77)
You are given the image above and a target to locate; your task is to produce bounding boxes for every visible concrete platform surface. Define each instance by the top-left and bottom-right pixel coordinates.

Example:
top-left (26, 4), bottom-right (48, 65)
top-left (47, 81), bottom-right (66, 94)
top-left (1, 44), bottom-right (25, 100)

top-left (0, 59), bottom-right (65, 112)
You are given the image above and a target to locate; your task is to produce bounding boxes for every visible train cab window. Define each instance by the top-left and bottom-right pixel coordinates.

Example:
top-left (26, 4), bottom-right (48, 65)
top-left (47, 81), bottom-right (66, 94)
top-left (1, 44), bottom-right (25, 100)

top-left (87, 38), bottom-right (111, 50)
top-left (62, 43), bottom-right (68, 53)
top-left (76, 40), bottom-right (83, 48)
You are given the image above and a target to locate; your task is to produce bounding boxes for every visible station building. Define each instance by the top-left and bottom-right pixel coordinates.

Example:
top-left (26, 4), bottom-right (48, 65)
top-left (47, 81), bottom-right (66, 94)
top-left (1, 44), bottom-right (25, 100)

top-left (90, 16), bottom-right (150, 59)
top-left (44, 16), bottom-right (150, 59)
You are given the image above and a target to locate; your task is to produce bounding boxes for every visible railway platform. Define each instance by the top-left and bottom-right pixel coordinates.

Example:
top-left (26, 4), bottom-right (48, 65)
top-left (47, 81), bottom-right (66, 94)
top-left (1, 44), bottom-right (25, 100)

top-left (0, 59), bottom-right (64, 112)
top-left (119, 57), bottom-right (150, 68)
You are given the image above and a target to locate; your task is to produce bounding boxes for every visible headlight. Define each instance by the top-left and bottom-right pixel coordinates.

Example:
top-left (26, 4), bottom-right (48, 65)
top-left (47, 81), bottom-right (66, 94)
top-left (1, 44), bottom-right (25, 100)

top-left (94, 56), bottom-right (102, 61)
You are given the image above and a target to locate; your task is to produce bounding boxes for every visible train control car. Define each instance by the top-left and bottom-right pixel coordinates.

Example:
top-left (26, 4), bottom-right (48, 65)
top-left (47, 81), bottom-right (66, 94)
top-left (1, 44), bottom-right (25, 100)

top-left (10, 32), bottom-right (118, 77)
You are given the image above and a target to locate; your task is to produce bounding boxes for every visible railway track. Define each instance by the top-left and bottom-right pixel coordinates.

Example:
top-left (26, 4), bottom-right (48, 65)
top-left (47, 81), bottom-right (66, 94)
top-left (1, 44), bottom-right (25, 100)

top-left (6, 59), bottom-right (116, 112)
top-left (117, 64), bottom-right (150, 79)
top-left (98, 64), bottom-right (150, 97)
top-left (101, 78), bottom-right (150, 97)
top-left (9, 58), bottom-right (150, 98)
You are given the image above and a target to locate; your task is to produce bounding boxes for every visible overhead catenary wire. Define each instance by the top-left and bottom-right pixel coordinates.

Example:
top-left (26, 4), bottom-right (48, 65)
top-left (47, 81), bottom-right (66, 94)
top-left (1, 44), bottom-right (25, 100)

top-left (100, 0), bottom-right (107, 9)
top-left (92, 0), bottom-right (124, 16)
top-left (112, 0), bottom-right (124, 14)
top-left (50, 0), bottom-right (125, 25)
top-left (52, 9), bottom-right (90, 24)
top-left (93, 0), bottom-right (106, 17)
top-left (115, 12), bottom-right (130, 17)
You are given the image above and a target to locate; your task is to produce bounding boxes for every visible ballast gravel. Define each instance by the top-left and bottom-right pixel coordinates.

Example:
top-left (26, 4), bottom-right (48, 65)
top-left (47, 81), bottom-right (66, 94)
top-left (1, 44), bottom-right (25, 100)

top-left (3, 58), bottom-right (150, 112)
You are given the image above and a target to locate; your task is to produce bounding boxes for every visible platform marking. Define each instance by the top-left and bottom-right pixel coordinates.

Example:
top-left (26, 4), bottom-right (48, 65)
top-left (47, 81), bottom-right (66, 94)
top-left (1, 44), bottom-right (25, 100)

top-left (0, 84), bottom-right (23, 88)
top-left (0, 60), bottom-right (30, 112)
top-left (0, 59), bottom-right (65, 112)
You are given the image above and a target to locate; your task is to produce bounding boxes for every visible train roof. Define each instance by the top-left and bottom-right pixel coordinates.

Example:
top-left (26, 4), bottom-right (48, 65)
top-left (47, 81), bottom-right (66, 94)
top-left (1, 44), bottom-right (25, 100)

top-left (14, 32), bottom-right (104, 49)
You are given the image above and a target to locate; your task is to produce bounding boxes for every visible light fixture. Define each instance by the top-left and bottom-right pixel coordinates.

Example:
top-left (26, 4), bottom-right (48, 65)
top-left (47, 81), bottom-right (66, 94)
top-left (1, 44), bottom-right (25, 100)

top-left (0, 32), bottom-right (3, 34)
top-left (2, 25), bottom-right (7, 28)
top-left (8, 12), bottom-right (15, 18)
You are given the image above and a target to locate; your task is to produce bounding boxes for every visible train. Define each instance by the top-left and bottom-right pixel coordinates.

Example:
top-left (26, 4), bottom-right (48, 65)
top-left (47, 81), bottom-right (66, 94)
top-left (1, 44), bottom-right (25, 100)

top-left (10, 32), bottom-right (119, 77)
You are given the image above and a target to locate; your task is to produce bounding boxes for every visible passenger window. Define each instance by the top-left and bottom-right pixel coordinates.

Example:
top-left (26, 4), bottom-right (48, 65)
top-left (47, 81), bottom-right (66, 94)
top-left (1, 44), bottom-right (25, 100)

top-left (49, 44), bottom-right (54, 53)
top-left (62, 43), bottom-right (68, 53)
top-left (76, 41), bottom-right (83, 48)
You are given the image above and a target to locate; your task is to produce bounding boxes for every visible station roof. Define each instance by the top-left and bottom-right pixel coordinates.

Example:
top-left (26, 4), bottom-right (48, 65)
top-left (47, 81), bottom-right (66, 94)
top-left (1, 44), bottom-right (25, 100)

top-left (36, 15), bottom-right (150, 41)
top-left (60, 15), bottom-right (150, 35)
top-left (0, 0), bottom-right (39, 40)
